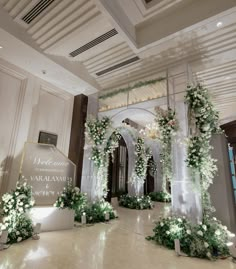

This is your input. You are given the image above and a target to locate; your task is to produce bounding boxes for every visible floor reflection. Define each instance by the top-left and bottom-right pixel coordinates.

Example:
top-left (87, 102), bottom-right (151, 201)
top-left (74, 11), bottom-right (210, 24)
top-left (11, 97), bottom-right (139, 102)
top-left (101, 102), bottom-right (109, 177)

top-left (0, 202), bottom-right (235, 269)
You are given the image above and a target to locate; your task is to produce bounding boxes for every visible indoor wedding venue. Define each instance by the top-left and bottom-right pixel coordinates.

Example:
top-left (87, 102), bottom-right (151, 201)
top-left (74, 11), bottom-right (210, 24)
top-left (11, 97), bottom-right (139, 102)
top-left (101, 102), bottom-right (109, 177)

top-left (1, 0), bottom-right (236, 268)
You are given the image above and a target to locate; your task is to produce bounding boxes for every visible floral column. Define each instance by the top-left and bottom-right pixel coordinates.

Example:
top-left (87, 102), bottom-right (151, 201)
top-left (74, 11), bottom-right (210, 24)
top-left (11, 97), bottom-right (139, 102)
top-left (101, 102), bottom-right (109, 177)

top-left (171, 101), bottom-right (202, 223)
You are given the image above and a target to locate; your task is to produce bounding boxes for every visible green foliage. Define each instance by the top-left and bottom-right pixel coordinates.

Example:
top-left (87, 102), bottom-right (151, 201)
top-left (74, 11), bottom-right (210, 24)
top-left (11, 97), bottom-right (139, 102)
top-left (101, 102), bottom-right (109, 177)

top-left (85, 117), bottom-right (121, 198)
top-left (185, 84), bottom-right (221, 216)
top-left (0, 180), bottom-right (34, 244)
top-left (148, 216), bottom-right (231, 260)
top-left (155, 108), bottom-right (178, 191)
top-left (99, 77), bottom-right (165, 100)
top-left (149, 191), bottom-right (171, 202)
top-left (0, 212), bottom-right (33, 243)
top-left (85, 116), bottom-right (111, 146)
top-left (131, 137), bottom-right (152, 187)
top-left (54, 181), bottom-right (87, 211)
top-left (119, 194), bottom-right (153, 210)
top-left (75, 199), bottom-right (116, 224)
top-left (0, 180), bottom-right (35, 216)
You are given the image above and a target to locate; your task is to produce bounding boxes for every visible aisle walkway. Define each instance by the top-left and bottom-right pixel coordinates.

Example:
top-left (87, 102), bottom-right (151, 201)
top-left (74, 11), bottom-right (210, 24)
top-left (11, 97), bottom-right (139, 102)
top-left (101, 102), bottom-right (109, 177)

top-left (0, 202), bottom-right (235, 269)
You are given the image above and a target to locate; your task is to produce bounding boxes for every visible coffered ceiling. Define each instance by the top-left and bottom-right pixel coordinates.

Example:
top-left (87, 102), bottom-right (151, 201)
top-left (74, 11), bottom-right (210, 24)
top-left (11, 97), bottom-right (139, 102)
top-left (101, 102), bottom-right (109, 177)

top-left (0, 0), bottom-right (236, 123)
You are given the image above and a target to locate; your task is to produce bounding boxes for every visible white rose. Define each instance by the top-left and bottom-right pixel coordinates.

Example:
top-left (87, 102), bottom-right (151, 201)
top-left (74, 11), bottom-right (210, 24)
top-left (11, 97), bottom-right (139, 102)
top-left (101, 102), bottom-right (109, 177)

top-left (166, 231), bottom-right (170, 235)
top-left (178, 218), bottom-right (182, 222)
top-left (204, 242), bottom-right (209, 248)
top-left (160, 222), bottom-right (164, 227)
top-left (215, 230), bottom-right (221, 236)
top-left (197, 230), bottom-right (203, 236)
top-left (186, 230), bottom-right (191, 235)
top-left (16, 231), bottom-right (20, 235)
top-left (17, 237), bottom-right (22, 242)
top-left (202, 225), bottom-right (207, 231)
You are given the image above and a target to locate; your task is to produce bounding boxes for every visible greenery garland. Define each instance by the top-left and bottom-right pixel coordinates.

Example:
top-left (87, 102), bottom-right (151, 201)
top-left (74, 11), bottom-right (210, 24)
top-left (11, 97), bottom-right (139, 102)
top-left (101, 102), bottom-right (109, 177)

top-left (155, 108), bottom-right (178, 192)
top-left (185, 84), bottom-right (221, 216)
top-left (119, 194), bottom-right (153, 210)
top-left (99, 77), bottom-right (165, 100)
top-left (0, 180), bottom-right (35, 243)
top-left (130, 137), bottom-right (152, 194)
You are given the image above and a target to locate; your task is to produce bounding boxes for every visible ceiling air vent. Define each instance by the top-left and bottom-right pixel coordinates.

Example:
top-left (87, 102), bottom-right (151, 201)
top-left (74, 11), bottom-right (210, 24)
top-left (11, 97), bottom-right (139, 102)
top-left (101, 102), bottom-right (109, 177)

top-left (69, 28), bottom-right (118, 57)
top-left (22, 0), bottom-right (55, 24)
top-left (96, 56), bottom-right (140, 76)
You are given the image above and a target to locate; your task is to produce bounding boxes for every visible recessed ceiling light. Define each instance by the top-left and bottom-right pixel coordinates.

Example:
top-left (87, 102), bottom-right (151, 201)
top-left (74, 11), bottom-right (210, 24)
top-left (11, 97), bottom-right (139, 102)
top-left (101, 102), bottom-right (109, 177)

top-left (216, 21), bottom-right (223, 28)
top-left (0, 45), bottom-right (3, 49)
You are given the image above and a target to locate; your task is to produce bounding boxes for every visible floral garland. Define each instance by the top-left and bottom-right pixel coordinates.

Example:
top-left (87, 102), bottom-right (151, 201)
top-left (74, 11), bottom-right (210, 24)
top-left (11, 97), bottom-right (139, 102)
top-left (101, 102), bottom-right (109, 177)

top-left (99, 77), bottom-right (165, 100)
top-left (130, 137), bottom-right (152, 195)
top-left (185, 84), bottom-right (221, 216)
top-left (0, 180), bottom-right (35, 243)
top-left (85, 117), bottom-right (121, 198)
top-left (54, 180), bottom-right (87, 211)
top-left (155, 107), bottom-right (178, 192)
top-left (147, 215), bottom-right (233, 259)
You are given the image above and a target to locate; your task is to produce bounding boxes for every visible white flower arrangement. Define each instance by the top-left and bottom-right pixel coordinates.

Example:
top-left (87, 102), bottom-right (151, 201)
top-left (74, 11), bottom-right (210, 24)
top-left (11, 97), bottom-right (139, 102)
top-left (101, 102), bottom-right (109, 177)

top-left (148, 215), bottom-right (231, 259)
top-left (0, 179), bottom-right (34, 244)
top-left (54, 180), bottom-right (87, 210)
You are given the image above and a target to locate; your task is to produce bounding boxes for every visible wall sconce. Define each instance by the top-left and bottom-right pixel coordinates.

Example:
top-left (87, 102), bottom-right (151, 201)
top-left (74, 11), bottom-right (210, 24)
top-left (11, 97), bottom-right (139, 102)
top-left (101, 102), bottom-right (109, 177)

top-left (0, 230), bottom-right (9, 250)
top-left (32, 223), bottom-right (41, 240)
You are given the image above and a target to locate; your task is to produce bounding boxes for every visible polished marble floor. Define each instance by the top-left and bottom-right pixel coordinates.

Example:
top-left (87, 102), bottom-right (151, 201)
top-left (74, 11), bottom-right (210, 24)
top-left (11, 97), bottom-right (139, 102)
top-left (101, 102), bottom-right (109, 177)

top-left (0, 201), bottom-right (236, 269)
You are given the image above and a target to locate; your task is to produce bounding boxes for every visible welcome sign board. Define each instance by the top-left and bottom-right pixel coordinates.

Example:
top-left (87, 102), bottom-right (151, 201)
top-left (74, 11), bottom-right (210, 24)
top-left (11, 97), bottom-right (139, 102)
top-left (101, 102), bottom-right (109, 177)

top-left (20, 142), bottom-right (76, 205)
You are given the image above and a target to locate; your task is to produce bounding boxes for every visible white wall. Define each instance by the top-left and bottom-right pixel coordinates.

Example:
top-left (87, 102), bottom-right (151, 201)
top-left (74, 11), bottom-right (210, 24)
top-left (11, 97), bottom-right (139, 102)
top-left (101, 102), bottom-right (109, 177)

top-left (0, 58), bottom-right (74, 195)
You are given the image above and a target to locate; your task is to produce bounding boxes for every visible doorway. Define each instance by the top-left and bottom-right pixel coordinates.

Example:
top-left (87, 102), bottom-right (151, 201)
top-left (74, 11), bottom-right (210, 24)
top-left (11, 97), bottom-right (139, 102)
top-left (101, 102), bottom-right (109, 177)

top-left (107, 136), bottom-right (128, 202)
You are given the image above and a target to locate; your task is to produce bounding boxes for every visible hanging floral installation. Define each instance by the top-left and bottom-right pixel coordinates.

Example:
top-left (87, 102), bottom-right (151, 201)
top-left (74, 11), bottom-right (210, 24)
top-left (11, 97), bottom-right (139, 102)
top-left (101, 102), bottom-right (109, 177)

top-left (185, 84), bottom-right (221, 216)
top-left (148, 84), bottom-right (234, 260)
top-left (85, 116), bottom-right (121, 199)
top-left (155, 107), bottom-right (178, 192)
top-left (130, 137), bottom-right (152, 195)
top-left (0, 180), bottom-right (35, 243)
